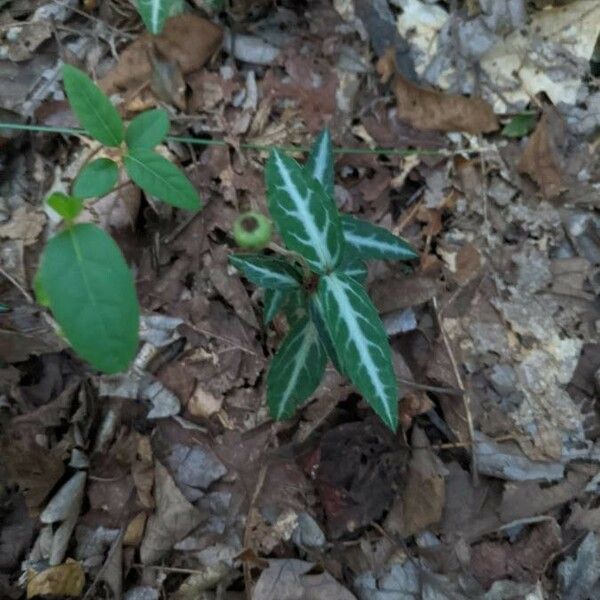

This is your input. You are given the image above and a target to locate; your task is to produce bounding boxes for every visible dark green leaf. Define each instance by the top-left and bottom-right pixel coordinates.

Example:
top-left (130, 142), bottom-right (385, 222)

top-left (309, 296), bottom-right (343, 374)
top-left (124, 148), bottom-right (201, 210)
top-left (36, 223), bottom-right (140, 373)
top-left (46, 192), bottom-right (83, 221)
top-left (230, 254), bottom-right (301, 290)
top-left (125, 108), bottom-right (170, 149)
top-left (267, 316), bottom-right (326, 420)
top-left (136, 0), bottom-right (174, 34)
top-left (306, 128), bottom-right (334, 198)
top-left (338, 253), bottom-right (368, 284)
top-left (263, 289), bottom-right (287, 324)
top-left (501, 112), bottom-right (537, 138)
top-left (266, 150), bottom-right (343, 274)
top-left (73, 158), bottom-right (119, 199)
top-left (341, 214), bottom-right (418, 261)
top-left (62, 64), bottom-right (124, 147)
top-left (318, 273), bottom-right (398, 430)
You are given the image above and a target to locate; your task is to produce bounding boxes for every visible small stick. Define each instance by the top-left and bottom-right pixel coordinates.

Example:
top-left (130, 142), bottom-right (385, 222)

top-left (432, 295), bottom-right (478, 484)
top-left (0, 266), bottom-right (33, 303)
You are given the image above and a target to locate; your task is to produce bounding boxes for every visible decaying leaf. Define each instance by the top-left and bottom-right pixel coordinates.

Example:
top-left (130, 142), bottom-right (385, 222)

top-left (140, 462), bottom-right (206, 564)
top-left (252, 559), bottom-right (356, 600)
top-left (518, 106), bottom-right (566, 198)
top-left (0, 206), bottom-right (46, 246)
top-left (27, 559), bottom-right (85, 598)
top-left (101, 15), bottom-right (223, 94)
top-left (377, 49), bottom-right (498, 134)
top-left (385, 426), bottom-right (446, 537)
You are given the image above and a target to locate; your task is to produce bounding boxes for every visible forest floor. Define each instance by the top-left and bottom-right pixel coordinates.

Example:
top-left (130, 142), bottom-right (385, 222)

top-left (1, 0), bottom-right (600, 598)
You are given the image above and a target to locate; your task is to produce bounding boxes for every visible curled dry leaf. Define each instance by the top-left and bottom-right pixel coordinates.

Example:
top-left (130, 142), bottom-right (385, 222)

top-left (100, 15), bottom-right (223, 94)
top-left (377, 49), bottom-right (498, 134)
top-left (518, 106), bottom-right (566, 199)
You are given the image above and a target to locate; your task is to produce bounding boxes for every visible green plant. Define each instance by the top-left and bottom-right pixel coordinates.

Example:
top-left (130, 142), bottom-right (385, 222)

top-left (136, 0), bottom-right (185, 34)
top-left (229, 130), bottom-right (418, 430)
top-left (35, 65), bottom-right (201, 374)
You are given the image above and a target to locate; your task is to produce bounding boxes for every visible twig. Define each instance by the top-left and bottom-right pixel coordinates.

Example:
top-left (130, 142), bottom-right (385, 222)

top-left (397, 377), bottom-right (463, 396)
top-left (0, 266), bottom-right (33, 303)
top-left (243, 465), bottom-right (268, 600)
top-left (432, 296), bottom-right (478, 484)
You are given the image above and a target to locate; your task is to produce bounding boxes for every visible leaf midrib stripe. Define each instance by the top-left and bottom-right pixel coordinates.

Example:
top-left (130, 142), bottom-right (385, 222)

top-left (127, 152), bottom-right (178, 195)
top-left (277, 325), bottom-right (314, 419)
top-left (77, 79), bottom-right (120, 146)
top-left (275, 152), bottom-right (331, 269)
top-left (312, 133), bottom-right (328, 185)
top-left (325, 273), bottom-right (394, 425)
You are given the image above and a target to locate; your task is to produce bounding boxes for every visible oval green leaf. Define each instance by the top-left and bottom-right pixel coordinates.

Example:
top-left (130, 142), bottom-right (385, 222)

top-left (36, 223), bottom-right (140, 373)
top-left (46, 192), bottom-right (83, 221)
top-left (62, 64), bottom-right (124, 147)
top-left (73, 158), bottom-right (119, 199)
top-left (125, 108), bottom-right (170, 149)
top-left (124, 148), bottom-right (201, 211)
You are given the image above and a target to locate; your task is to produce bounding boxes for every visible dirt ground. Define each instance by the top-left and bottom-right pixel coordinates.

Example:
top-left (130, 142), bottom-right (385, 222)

top-left (1, 0), bottom-right (600, 598)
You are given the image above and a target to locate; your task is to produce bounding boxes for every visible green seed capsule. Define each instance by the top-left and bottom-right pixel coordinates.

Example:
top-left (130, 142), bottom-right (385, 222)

top-left (232, 211), bottom-right (273, 249)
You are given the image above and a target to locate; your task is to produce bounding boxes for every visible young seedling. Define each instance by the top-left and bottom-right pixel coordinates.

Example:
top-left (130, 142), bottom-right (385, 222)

top-left (35, 65), bottom-right (201, 374)
top-left (229, 130), bottom-right (418, 430)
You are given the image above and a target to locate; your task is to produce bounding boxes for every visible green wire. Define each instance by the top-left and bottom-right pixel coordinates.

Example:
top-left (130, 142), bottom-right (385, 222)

top-left (0, 121), bottom-right (451, 157)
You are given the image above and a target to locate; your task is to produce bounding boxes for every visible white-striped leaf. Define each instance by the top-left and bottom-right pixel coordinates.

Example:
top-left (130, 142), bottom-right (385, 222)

top-left (263, 289), bottom-right (286, 324)
top-left (306, 128), bottom-right (334, 198)
top-left (136, 0), bottom-right (174, 34)
top-left (266, 150), bottom-right (343, 274)
top-left (263, 288), bottom-right (307, 325)
top-left (341, 214), bottom-right (418, 261)
top-left (230, 254), bottom-right (301, 290)
top-left (338, 253), bottom-right (368, 284)
top-left (267, 316), bottom-right (326, 420)
top-left (309, 296), bottom-right (343, 374)
top-left (318, 272), bottom-right (398, 430)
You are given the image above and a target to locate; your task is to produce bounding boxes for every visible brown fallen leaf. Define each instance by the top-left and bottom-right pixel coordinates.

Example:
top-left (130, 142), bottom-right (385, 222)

top-left (100, 15), bottom-right (223, 94)
top-left (26, 560), bottom-right (85, 598)
top-left (0, 206), bottom-right (46, 246)
top-left (377, 49), bottom-right (498, 134)
top-left (518, 106), bottom-right (566, 199)
top-left (471, 520), bottom-right (562, 588)
top-left (140, 462), bottom-right (206, 564)
top-left (2, 438), bottom-right (66, 513)
top-left (385, 426), bottom-right (446, 537)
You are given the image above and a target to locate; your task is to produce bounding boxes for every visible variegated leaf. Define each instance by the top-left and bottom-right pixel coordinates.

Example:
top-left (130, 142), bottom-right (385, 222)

top-left (306, 128), bottom-right (334, 198)
top-left (267, 317), bottom-right (326, 420)
top-left (266, 150), bottom-right (343, 274)
top-left (229, 254), bottom-right (301, 290)
top-left (136, 0), bottom-right (174, 34)
top-left (338, 253), bottom-right (368, 284)
top-left (263, 288), bottom-right (308, 325)
top-left (309, 296), bottom-right (343, 374)
top-left (318, 272), bottom-right (398, 430)
top-left (341, 214), bottom-right (418, 261)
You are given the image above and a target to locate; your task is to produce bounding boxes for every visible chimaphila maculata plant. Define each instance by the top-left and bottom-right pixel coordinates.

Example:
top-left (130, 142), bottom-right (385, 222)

top-left (230, 130), bottom-right (418, 431)
top-left (35, 64), bottom-right (201, 374)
